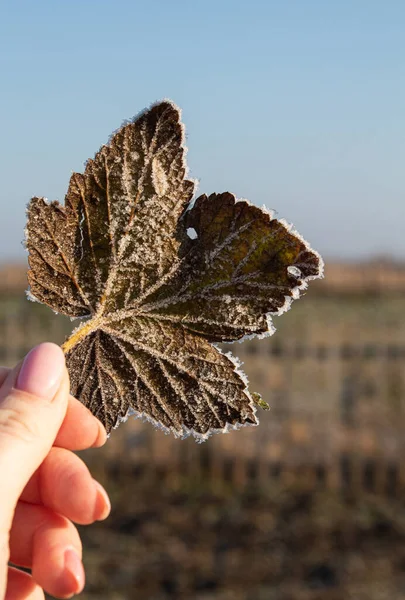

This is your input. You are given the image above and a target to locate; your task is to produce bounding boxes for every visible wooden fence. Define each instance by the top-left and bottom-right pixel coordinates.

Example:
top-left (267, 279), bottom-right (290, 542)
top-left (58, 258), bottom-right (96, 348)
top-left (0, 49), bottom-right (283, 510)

top-left (96, 407), bottom-right (405, 498)
top-left (0, 292), bottom-right (404, 498)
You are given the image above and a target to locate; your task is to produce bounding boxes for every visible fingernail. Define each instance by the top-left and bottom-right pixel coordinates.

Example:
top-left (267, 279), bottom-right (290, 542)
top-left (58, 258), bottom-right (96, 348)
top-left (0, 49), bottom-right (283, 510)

top-left (16, 343), bottom-right (65, 401)
top-left (93, 480), bottom-right (111, 521)
top-left (63, 548), bottom-right (85, 595)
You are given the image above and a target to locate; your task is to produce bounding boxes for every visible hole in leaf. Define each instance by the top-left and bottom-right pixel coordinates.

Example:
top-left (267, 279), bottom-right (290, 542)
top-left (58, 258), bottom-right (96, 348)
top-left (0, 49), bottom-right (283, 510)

top-left (186, 227), bottom-right (198, 239)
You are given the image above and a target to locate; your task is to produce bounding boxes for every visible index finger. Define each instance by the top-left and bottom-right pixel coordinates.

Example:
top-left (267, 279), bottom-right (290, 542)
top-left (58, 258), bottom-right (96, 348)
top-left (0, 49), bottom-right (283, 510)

top-left (54, 395), bottom-right (107, 450)
top-left (0, 365), bottom-right (106, 451)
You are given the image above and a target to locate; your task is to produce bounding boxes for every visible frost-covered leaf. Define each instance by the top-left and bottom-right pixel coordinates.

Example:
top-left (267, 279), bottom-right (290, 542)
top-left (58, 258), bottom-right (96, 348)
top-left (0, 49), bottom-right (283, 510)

top-left (65, 319), bottom-right (256, 436)
top-left (25, 100), bottom-right (323, 439)
top-left (142, 192), bottom-right (321, 341)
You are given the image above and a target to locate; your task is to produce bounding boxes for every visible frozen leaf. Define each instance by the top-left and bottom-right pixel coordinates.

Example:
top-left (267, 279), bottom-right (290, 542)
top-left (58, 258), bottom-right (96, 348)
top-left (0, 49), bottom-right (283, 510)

top-left (142, 192), bottom-right (322, 340)
top-left (25, 101), bottom-right (323, 440)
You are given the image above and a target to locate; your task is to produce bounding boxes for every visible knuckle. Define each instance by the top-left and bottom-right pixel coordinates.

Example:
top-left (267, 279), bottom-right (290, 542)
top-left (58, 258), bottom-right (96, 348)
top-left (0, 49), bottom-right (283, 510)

top-left (0, 399), bottom-right (44, 444)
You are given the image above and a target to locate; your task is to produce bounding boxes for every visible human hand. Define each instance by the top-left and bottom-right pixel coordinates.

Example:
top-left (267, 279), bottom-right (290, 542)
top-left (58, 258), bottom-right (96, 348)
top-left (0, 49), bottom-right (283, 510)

top-left (0, 343), bottom-right (111, 599)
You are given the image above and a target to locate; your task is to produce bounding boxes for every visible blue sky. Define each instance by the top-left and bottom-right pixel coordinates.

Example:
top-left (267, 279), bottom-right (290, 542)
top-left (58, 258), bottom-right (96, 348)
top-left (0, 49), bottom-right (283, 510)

top-left (0, 0), bottom-right (404, 261)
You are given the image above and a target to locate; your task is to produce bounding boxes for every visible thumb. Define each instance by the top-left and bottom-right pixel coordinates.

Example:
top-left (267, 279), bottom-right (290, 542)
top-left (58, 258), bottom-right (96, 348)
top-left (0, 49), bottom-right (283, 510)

top-left (0, 343), bottom-right (68, 531)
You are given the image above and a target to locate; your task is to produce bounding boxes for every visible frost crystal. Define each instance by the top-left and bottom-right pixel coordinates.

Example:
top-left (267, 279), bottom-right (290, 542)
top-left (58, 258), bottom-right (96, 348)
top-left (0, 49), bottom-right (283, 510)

top-left (25, 100), bottom-right (323, 440)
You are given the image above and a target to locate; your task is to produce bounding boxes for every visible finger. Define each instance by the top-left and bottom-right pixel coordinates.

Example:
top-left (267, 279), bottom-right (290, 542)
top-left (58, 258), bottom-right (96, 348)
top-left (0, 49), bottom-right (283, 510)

top-left (0, 367), bottom-right (106, 451)
top-left (5, 566), bottom-right (45, 600)
top-left (0, 343), bottom-right (68, 531)
top-left (9, 502), bottom-right (84, 598)
top-left (54, 394), bottom-right (107, 450)
top-left (0, 367), bottom-right (10, 388)
top-left (22, 447), bottom-right (110, 524)
top-left (0, 366), bottom-right (106, 451)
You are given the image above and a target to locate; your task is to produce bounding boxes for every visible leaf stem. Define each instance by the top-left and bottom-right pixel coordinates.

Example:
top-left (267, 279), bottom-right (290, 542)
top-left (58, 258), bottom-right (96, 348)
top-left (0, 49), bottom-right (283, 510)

top-left (61, 316), bottom-right (101, 353)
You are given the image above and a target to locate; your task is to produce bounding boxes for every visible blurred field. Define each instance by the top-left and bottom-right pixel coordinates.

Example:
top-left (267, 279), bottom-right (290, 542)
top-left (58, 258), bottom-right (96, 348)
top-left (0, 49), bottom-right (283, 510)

top-left (1, 260), bottom-right (405, 599)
